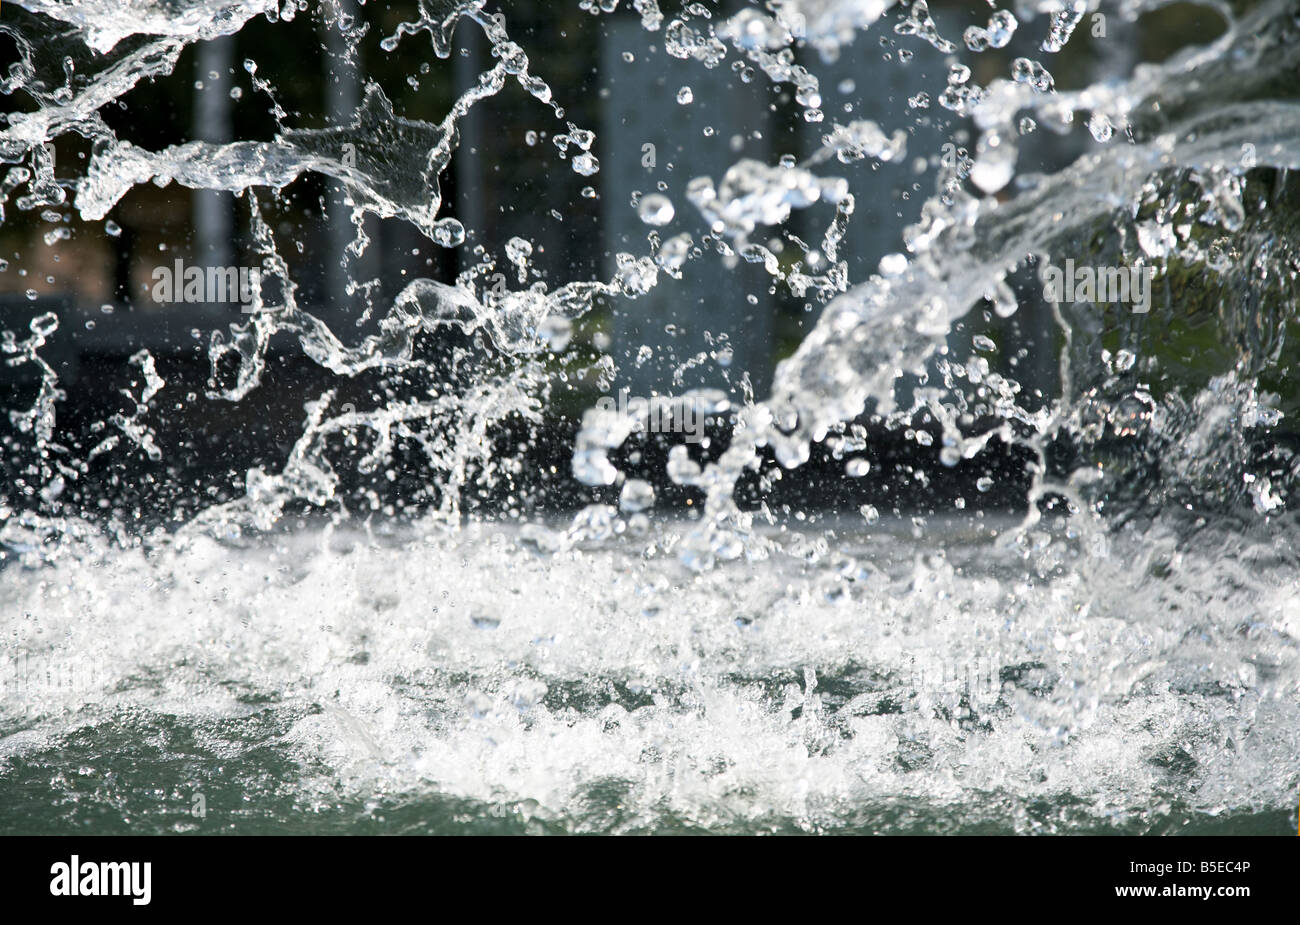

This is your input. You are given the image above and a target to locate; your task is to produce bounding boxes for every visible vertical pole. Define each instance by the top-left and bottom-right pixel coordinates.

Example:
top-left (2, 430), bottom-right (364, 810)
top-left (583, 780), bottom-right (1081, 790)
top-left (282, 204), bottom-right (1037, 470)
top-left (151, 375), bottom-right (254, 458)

top-left (193, 35), bottom-right (234, 317)
top-left (323, 0), bottom-right (369, 326)
top-left (453, 19), bottom-right (487, 274)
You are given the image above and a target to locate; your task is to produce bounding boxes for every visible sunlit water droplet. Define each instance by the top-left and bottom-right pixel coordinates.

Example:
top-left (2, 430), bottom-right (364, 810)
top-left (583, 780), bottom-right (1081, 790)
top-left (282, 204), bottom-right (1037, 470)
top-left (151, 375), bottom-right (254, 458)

top-left (637, 193), bottom-right (675, 225)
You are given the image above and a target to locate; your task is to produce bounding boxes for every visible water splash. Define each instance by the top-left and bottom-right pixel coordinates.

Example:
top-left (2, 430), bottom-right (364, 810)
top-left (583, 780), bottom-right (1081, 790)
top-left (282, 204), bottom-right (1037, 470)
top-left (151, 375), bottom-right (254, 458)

top-left (1, 0), bottom-right (1298, 833)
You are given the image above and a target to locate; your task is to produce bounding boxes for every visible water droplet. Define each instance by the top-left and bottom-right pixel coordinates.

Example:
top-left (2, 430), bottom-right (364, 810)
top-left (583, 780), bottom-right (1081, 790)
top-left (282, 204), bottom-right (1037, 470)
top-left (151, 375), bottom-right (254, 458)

top-left (432, 218), bottom-right (465, 247)
top-left (506, 236), bottom-right (534, 264)
top-left (879, 253), bottom-right (908, 276)
top-left (637, 193), bottom-right (675, 226)
top-left (29, 311), bottom-right (58, 335)
top-left (619, 479), bottom-right (656, 513)
top-left (1088, 112), bottom-right (1114, 143)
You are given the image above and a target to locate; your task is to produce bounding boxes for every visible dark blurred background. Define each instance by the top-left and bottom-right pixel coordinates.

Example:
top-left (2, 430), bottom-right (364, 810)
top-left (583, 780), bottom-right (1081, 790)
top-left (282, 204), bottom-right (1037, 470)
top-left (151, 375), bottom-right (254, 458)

top-left (0, 1), bottom-right (1238, 529)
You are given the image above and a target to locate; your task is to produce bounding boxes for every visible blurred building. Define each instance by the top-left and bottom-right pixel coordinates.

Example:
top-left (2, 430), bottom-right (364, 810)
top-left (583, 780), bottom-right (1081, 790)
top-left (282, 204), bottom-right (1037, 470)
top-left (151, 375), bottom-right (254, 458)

top-left (2, 1), bottom-right (1139, 411)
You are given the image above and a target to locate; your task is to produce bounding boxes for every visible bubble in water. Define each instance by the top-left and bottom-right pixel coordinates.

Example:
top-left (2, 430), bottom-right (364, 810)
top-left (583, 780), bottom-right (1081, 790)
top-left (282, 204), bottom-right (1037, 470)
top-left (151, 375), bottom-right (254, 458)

top-left (572, 152), bottom-right (600, 176)
top-left (676, 86), bottom-right (693, 104)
